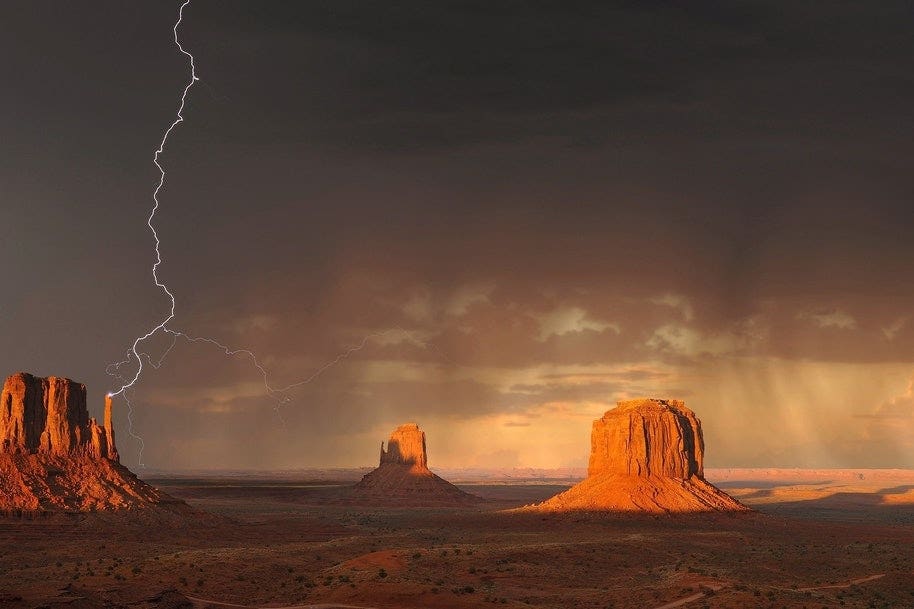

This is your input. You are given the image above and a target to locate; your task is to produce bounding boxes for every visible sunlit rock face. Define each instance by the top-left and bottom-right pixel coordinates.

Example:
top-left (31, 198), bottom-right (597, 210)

top-left (588, 399), bottom-right (703, 479)
top-left (534, 399), bottom-right (747, 513)
top-left (353, 423), bottom-right (479, 506)
top-left (0, 372), bottom-right (184, 513)
top-left (379, 423), bottom-right (428, 469)
top-left (0, 372), bottom-right (117, 460)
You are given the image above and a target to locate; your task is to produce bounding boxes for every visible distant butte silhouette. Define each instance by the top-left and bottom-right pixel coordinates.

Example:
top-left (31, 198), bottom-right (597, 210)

top-left (534, 399), bottom-right (747, 513)
top-left (0, 372), bottom-right (186, 514)
top-left (352, 423), bottom-right (480, 506)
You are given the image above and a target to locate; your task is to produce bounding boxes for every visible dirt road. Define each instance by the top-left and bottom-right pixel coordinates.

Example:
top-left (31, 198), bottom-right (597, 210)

top-left (186, 596), bottom-right (376, 609)
top-left (650, 573), bottom-right (886, 609)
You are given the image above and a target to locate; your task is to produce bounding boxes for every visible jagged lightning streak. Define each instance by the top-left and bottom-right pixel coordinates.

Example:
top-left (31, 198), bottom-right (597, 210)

top-left (110, 325), bottom-right (439, 409)
top-left (105, 0), bottom-right (197, 466)
top-left (108, 0), bottom-right (448, 467)
top-left (170, 325), bottom-right (436, 399)
top-left (109, 0), bottom-right (196, 401)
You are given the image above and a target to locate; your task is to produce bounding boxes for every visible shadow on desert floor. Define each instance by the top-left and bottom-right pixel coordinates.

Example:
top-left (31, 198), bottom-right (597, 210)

top-left (714, 479), bottom-right (835, 490)
top-left (729, 483), bottom-right (914, 525)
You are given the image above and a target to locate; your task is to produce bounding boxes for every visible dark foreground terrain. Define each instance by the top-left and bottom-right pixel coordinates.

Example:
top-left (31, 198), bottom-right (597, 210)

top-left (1, 470), bottom-right (913, 609)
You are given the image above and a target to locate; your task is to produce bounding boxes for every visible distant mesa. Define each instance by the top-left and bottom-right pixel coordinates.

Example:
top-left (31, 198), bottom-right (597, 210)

top-left (379, 422), bottom-right (428, 468)
top-left (0, 372), bottom-right (186, 514)
top-left (533, 399), bottom-right (747, 513)
top-left (352, 423), bottom-right (480, 506)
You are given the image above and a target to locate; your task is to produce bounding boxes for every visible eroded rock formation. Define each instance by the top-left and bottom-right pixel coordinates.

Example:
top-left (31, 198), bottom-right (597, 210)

top-left (0, 372), bottom-right (184, 513)
top-left (378, 423), bottom-right (428, 468)
top-left (1, 372), bottom-right (117, 459)
top-left (353, 423), bottom-right (479, 506)
top-left (588, 398), bottom-right (703, 479)
top-left (535, 399), bottom-right (746, 513)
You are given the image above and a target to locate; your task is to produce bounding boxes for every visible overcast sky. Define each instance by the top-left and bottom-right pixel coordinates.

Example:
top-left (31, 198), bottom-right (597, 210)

top-left (2, 1), bottom-right (914, 470)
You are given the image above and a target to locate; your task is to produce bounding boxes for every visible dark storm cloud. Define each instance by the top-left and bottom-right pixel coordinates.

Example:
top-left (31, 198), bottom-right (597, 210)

top-left (182, 0), bottom-right (914, 158)
top-left (2, 1), bottom-right (914, 468)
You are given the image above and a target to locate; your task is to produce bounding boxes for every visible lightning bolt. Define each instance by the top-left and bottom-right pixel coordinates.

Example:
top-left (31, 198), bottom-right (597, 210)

top-left (108, 0), bottom-right (448, 467)
top-left (109, 325), bottom-right (438, 415)
top-left (109, 0), bottom-right (196, 401)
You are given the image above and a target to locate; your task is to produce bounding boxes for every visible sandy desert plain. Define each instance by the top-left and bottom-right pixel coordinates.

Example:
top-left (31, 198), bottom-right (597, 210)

top-left (2, 466), bottom-right (914, 609)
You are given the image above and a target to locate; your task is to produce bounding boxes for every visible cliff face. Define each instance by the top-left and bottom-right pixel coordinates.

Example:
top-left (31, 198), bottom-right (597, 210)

top-left (588, 398), bottom-right (703, 479)
top-left (379, 423), bottom-right (428, 469)
top-left (535, 399), bottom-right (746, 513)
top-left (0, 372), bottom-right (117, 460)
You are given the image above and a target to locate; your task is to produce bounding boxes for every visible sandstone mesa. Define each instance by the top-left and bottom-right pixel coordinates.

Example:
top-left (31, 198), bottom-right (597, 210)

top-left (1, 372), bottom-right (117, 459)
top-left (0, 372), bottom-right (182, 513)
top-left (535, 398), bottom-right (747, 513)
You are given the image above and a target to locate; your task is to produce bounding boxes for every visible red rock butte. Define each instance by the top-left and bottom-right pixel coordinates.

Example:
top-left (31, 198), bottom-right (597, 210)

top-left (534, 399), bottom-right (747, 513)
top-left (353, 423), bottom-right (480, 506)
top-left (0, 372), bottom-right (183, 513)
top-left (1, 372), bottom-right (117, 459)
top-left (379, 422), bottom-right (429, 469)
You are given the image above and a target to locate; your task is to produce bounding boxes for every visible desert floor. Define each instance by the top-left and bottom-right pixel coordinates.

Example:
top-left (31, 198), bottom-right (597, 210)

top-left (2, 469), bottom-right (914, 609)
